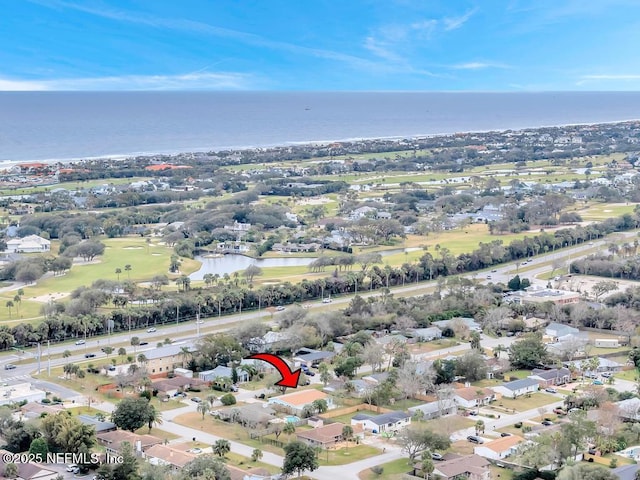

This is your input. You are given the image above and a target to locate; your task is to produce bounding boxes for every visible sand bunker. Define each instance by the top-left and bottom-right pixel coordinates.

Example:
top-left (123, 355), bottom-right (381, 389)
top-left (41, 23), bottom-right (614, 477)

top-left (123, 246), bottom-right (143, 250)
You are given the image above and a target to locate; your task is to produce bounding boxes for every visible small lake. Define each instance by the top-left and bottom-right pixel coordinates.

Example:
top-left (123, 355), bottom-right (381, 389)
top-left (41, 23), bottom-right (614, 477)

top-left (188, 247), bottom-right (423, 280)
top-left (189, 255), bottom-right (315, 279)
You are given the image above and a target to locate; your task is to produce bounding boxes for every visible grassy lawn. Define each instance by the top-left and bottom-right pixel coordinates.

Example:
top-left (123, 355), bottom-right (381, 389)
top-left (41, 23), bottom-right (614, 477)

top-left (382, 399), bottom-right (425, 410)
top-left (316, 444), bottom-right (381, 466)
top-left (421, 415), bottom-right (475, 436)
top-left (358, 457), bottom-right (413, 480)
top-left (490, 465), bottom-right (514, 480)
top-left (502, 370), bottom-right (532, 380)
top-left (21, 237), bottom-right (201, 300)
top-left (615, 369), bottom-right (638, 381)
top-left (497, 393), bottom-right (560, 412)
top-left (224, 451), bottom-right (281, 475)
top-left (173, 412), bottom-right (284, 456)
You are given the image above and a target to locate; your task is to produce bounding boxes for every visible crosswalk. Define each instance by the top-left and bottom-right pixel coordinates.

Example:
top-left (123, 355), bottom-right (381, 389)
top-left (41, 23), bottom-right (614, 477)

top-left (2, 374), bottom-right (30, 383)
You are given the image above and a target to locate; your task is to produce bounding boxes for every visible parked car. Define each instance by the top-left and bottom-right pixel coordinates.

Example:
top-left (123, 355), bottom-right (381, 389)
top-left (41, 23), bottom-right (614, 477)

top-left (500, 432), bottom-right (511, 437)
top-left (601, 372), bottom-right (612, 378)
top-left (541, 420), bottom-right (553, 426)
top-left (191, 397), bottom-right (202, 403)
top-left (187, 448), bottom-right (203, 454)
top-left (230, 385), bottom-right (239, 392)
top-left (545, 387), bottom-right (557, 394)
top-left (147, 327), bottom-right (157, 333)
top-left (84, 353), bottom-right (96, 358)
top-left (4, 364), bottom-right (16, 370)
top-left (431, 452), bottom-right (443, 461)
top-left (467, 436), bottom-right (483, 444)
top-left (276, 306), bottom-right (286, 311)
top-left (553, 408), bottom-right (566, 415)
top-left (108, 365), bottom-right (116, 371)
top-left (468, 411), bottom-right (478, 416)
top-left (322, 298), bottom-right (332, 303)
top-left (75, 339), bottom-right (85, 345)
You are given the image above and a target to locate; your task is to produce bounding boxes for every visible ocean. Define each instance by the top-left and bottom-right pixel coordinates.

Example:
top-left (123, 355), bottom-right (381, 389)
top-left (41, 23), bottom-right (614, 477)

top-left (1, 91), bottom-right (640, 163)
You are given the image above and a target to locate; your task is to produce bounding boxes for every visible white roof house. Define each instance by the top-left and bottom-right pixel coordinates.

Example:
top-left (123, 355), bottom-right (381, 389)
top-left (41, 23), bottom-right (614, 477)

top-left (5, 234), bottom-right (51, 253)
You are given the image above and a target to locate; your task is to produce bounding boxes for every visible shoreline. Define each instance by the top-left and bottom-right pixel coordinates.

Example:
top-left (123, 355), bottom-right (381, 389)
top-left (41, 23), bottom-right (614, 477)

top-left (1, 117), bottom-right (638, 167)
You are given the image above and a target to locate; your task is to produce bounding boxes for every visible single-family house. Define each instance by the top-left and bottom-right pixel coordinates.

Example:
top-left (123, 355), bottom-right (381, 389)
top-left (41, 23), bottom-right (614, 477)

top-left (492, 378), bottom-right (540, 398)
top-left (144, 444), bottom-right (196, 469)
top-left (362, 372), bottom-right (389, 386)
top-left (419, 454), bottom-right (490, 480)
top-left (268, 389), bottom-right (333, 415)
top-left (410, 327), bottom-right (443, 341)
top-left (151, 376), bottom-right (207, 398)
top-left (218, 403), bottom-right (277, 429)
top-left (294, 348), bottom-right (336, 366)
top-left (408, 399), bottom-right (457, 420)
top-left (474, 435), bottom-right (525, 460)
top-left (453, 387), bottom-right (496, 409)
top-left (296, 422), bottom-right (364, 448)
top-left (576, 356), bottom-right (622, 373)
top-left (617, 397), bottom-right (640, 421)
top-left (432, 317), bottom-right (482, 332)
top-left (199, 365), bottom-right (249, 384)
top-left (0, 449), bottom-right (58, 480)
top-left (529, 367), bottom-right (571, 387)
top-left (77, 415), bottom-right (116, 434)
top-left (351, 410), bottom-right (411, 434)
top-left (97, 431), bottom-right (162, 455)
top-left (5, 235), bottom-right (51, 253)
top-left (546, 322), bottom-right (580, 341)
top-left (20, 402), bottom-right (65, 420)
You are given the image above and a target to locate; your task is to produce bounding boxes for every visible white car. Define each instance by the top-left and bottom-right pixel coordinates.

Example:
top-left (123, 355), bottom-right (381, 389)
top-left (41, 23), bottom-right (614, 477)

top-left (75, 339), bottom-right (85, 345)
top-left (276, 306), bottom-right (285, 311)
top-left (322, 298), bottom-right (332, 303)
top-left (147, 327), bottom-right (157, 333)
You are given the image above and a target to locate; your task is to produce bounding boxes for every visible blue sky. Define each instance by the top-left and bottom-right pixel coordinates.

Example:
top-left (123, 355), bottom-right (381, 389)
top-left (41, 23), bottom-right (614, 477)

top-left (2, 0), bottom-right (640, 91)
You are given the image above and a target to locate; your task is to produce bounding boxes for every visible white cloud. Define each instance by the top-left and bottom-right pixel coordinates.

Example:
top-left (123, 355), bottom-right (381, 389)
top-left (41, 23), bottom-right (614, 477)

top-left (577, 74), bottom-right (640, 86)
top-left (0, 72), bottom-right (252, 91)
top-left (0, 78), bottom-right (47, 91)
top-left (451, 62), bottom-right (510, 70)
top-left (443, 8), bottom-right (478, 31)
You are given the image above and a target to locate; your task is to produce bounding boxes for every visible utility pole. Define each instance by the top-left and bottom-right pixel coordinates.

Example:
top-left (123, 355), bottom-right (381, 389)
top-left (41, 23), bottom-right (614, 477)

top-left (176, 304), bottom-right (179, 333)
top-left (36, 343), bottom-right (41, 374)
top-left (47, 341), bottom-right (50, 377)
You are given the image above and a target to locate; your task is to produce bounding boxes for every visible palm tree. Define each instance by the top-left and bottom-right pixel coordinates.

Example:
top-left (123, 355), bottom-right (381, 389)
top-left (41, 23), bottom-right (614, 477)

top-left (342, 425), bottom-right (354, 451)
top-left (213, 439), bottom-right (230, 457)
top-left (12, 295), bottom-right (20, 315)
top-left (117, 347), bottom-right (127, 363)
top-left (62, 350), bottom-right (71, 359)
top-left (147, 405), bottom-right (163, 432)
top-left (283, 422), bottom-right (296, 436)
top-left (492, 344), bottom-right (506, 359)
top-left (420, 452), bottom-right (434, 480)
top-left (5, 301), bottom-right (13, 319)
top-left (115, 268), bottom-right (122, 281)
top-left (125, 264), bottom-right (132, 279)
top-left (137, 354), bottom-right (148, 365)
top-left (240, 364), bottom-right (258, 381)
top-left (197, 402), bottom-right (210, 419)
top-left (180, 346), bottom-right (192, 368)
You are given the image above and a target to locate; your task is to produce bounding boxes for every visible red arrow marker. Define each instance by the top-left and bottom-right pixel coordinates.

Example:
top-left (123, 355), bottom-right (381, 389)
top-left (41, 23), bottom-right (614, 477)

top-left (247, 353), bottom-right (301, 388)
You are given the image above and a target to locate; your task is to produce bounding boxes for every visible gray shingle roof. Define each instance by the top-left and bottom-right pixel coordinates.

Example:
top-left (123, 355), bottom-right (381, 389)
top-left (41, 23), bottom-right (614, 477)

top-left (501, 378), bottom-right (539, 391)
